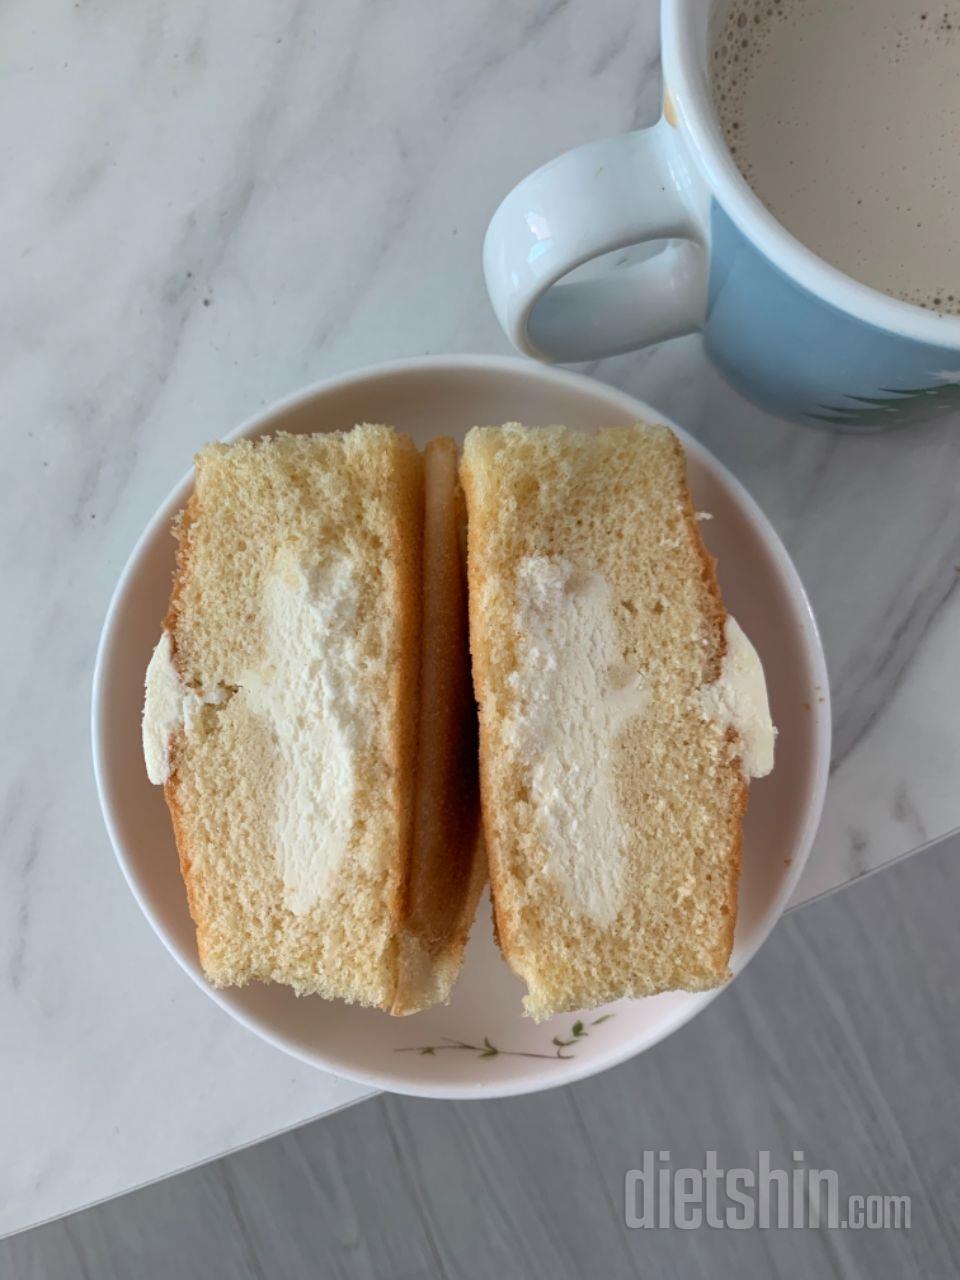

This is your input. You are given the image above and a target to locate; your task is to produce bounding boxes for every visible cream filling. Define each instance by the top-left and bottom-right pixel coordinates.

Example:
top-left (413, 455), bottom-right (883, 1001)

top-left (142, 631), bottom-right (225, 785)
top-left (143, 553), bottom-right (365, 915)
top-left (503, 556), bottom-right (647, 926)
top-left (240, 552), bottom-right (362, 915)
top-left (700, 615), bottom-right (776, 779)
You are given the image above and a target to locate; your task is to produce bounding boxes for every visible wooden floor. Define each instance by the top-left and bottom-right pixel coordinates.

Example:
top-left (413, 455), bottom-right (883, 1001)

top-left (5, 836), bottom-right (959, 1278)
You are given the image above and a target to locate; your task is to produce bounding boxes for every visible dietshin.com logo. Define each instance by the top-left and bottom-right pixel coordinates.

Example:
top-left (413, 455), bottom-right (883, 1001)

top-left (624, 1151), bottom-right (910, 1230)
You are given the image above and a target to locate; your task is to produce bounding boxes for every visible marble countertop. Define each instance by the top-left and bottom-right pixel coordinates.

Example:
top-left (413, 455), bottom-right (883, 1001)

top-left (3, 0), bottom-right (958, 1240)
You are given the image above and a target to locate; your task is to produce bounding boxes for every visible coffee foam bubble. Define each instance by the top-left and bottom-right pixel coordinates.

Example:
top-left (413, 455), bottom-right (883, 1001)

top-left (712, 0), bottom-right (800, 182)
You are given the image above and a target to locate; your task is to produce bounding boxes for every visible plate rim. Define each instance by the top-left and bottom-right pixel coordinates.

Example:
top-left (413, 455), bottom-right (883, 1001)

top-left (91, 353), bottom-right (832, 1099)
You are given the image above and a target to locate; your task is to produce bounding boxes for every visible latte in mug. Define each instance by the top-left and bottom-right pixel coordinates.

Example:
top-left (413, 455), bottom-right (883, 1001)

top-left (711, 0), bottom-right (960, 313)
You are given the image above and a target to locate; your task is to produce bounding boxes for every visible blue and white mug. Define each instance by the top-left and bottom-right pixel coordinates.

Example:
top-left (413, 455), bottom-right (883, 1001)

top-left (484, 0), bottom-right (960, 428)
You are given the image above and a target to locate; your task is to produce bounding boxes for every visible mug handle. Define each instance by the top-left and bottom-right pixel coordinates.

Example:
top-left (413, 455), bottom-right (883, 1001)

top-left (483, 120), bottom-right (707, 363)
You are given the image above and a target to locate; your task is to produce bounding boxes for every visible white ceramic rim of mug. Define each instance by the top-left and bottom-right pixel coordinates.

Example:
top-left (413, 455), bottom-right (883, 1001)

top-left (663, 0), bottom-right (960, 348)
top-left (92, 354), bottom-right (832, 1098)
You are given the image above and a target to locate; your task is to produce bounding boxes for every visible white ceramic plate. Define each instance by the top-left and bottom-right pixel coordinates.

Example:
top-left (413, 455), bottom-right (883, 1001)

top-left (92, 355), bottom-right (830, 1099)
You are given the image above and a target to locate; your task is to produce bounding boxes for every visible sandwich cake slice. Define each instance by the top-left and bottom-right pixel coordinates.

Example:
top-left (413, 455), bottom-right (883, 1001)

top-left (142, 426), bottom-right (482, 1014)
top-left (460, 422), bottom-right (775, 1021)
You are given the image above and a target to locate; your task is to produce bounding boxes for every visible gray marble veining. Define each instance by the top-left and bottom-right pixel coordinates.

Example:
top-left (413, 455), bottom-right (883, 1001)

top-left (1, 0), bottom-right (956, 1239)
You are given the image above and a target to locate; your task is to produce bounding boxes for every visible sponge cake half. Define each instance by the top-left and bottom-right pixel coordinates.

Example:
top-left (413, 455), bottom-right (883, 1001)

top-left (143, 426), bottom-right (482, 1013)
top-left (460, 422), bottom-right (775, 1020)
